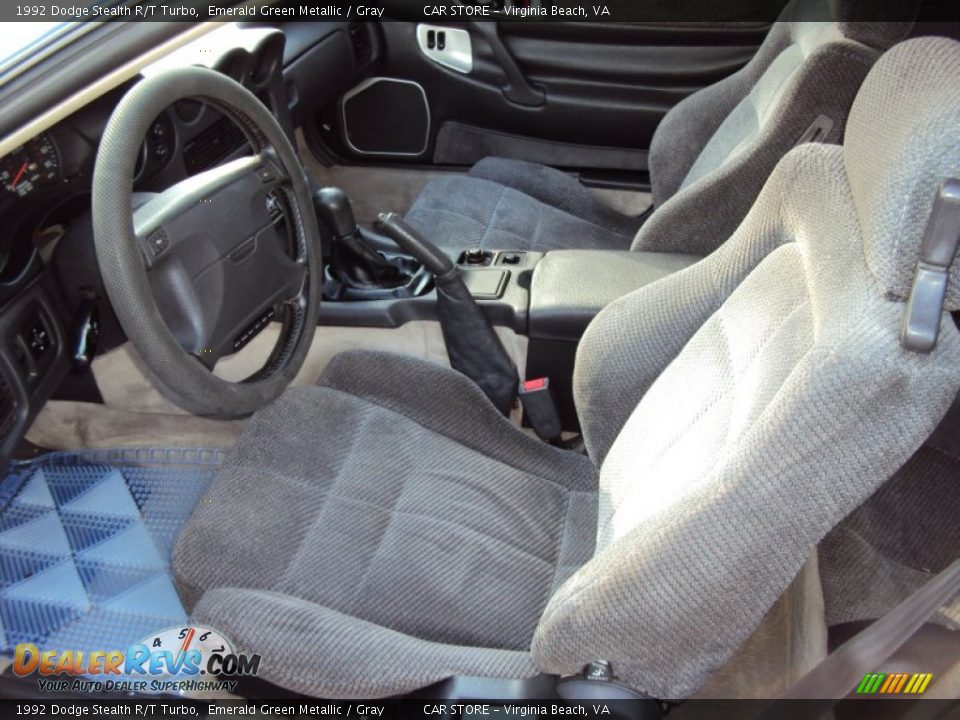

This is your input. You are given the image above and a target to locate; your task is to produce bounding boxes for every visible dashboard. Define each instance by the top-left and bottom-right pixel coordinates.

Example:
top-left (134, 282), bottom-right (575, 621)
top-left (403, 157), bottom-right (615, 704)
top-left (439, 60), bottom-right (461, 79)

top-left (0, 24), bottom-right (294, 300)
top-left (0, 20), bottom-right (379, 475)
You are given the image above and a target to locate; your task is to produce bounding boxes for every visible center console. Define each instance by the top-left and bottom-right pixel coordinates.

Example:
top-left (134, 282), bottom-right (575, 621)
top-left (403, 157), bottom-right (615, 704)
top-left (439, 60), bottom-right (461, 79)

top-left (314, 185), bottom-right (539, 334)
top-left (526, 249), bottom-right (700, 428)
top-left (318, 243), bottom-right (539, 333)
top-left (313, 186), bottom-right (701, 431)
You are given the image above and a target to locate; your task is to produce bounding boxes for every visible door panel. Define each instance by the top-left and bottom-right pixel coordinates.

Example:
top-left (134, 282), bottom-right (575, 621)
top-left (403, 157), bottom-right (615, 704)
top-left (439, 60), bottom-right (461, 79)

top-left (309, 20), bottom-right (780, 180)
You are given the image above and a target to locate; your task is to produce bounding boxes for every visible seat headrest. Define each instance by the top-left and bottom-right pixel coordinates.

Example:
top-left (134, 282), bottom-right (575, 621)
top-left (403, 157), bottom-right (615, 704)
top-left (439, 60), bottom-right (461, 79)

top-left (784, 0), bottom-right (916, 50)
top-left (829, 0), bottom-right (917, 48)
top-left (844, 37), bottom-right (960, 311)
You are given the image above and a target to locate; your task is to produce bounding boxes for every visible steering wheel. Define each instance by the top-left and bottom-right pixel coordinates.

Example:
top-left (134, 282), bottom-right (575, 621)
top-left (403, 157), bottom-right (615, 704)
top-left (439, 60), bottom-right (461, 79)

top-left (91, 67), bottom-right (321, 418)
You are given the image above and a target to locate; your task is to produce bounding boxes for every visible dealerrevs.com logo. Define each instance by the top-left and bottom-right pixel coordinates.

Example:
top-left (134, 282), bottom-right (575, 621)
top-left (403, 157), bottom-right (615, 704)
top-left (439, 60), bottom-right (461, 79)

top-left (13, 626), bottom-right (261, 695)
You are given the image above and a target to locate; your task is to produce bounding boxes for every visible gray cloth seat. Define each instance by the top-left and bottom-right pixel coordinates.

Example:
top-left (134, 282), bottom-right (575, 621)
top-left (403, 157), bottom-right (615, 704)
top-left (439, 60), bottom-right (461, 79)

top-left (174, 352), bottom-right (598, 696)
top-left (405, 158), bottom-right (643, 254)
top-left (173, 37), bottom-right (960, 699)
top-left (405, 0), bottom-right (914, 257)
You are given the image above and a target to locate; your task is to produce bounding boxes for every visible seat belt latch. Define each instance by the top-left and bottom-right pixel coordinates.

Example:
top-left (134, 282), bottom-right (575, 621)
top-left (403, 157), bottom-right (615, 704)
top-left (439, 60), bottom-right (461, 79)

top-left (900, 178), bottom-right (960, 353)
top-left (519, 377), bottom-right (563, 444)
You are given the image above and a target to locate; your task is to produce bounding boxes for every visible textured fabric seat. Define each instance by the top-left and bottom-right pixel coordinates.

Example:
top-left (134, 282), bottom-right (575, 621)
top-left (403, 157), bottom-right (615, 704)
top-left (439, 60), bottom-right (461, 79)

top-left (174, 38), bottom-right (960, 699)
top-left (174, 353), bottom-right (599, 696)
top-left (404, 0), bottom-right (914, 257)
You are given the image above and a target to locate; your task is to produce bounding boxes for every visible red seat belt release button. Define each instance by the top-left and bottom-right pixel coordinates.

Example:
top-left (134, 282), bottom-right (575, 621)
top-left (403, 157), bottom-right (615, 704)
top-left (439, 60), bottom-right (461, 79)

top-left (518, 377), bottom-right (562, 443)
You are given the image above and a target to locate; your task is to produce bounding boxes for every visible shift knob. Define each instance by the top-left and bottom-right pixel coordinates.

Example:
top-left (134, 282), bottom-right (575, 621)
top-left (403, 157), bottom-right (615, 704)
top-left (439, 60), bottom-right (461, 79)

top-left (313, 187), bottom-right (357, 237)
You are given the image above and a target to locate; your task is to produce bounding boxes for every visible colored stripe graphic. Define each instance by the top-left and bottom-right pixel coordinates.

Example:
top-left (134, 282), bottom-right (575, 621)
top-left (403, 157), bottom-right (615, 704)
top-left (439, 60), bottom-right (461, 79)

top-left (905, 673), bottom-right (933, 694)
top-left (857, 673), bottom-right (884, 694)
top-left (893, 673), bottom-right (909, 693)
top-left (175, 626), bottom-right (196, 667)
top-left (880, 673), bottom-right (907, 693)
top-left (857, 672), bottom-right (933, 694)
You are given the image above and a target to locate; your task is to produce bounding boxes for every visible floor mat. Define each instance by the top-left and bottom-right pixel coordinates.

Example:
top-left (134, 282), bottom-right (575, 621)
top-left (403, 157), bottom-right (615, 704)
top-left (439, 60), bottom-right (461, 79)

top-left (0, 447), bottom-right (223, 655)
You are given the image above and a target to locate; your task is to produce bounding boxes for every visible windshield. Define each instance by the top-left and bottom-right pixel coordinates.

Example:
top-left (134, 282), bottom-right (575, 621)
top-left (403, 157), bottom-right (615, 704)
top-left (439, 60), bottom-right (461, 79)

top-left (0, 21), bottom-right (79, 84)
top-left (0, 2), bottom-right (137, 82)
top-left (0, 22), bottom-right (66, 65)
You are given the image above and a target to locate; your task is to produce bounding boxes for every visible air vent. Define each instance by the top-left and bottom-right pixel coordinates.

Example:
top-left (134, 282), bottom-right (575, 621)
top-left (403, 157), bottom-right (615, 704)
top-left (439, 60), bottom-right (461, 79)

top-left (182, 117), bottom-right (247, 175)
top-left (0, 370), bottom-right (18, 440)
top-left (348, 23), bottom-right (373, 66)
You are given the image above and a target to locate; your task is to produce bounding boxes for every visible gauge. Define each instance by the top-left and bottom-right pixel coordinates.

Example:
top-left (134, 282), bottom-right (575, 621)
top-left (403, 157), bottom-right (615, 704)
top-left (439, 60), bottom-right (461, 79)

top-left (0, 132), bottom-right (61, 199)
top-left (133, 113), bottom-right (176, 184)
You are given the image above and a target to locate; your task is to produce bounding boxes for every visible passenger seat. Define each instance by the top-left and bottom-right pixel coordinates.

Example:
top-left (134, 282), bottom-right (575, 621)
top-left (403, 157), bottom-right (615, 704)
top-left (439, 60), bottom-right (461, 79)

top-left (404, 0), bottom-right (916, 257)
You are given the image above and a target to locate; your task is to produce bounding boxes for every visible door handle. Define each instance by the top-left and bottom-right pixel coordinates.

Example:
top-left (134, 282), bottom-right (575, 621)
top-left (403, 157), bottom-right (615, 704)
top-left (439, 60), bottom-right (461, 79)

top-left (417, 24), bottom-right (473, 74)
top-left (470, 22), bottom-right (545, 107)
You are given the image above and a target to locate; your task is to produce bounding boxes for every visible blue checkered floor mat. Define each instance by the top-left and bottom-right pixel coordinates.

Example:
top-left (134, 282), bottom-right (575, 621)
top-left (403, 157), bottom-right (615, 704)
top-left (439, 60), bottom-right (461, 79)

top-left (0, 448), bottom-right (223, 655)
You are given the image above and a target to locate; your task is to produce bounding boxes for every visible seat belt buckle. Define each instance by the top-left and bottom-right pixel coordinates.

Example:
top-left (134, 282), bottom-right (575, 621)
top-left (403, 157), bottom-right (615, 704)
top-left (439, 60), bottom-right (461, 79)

top-left (518, 377), bottom-right (563, 444)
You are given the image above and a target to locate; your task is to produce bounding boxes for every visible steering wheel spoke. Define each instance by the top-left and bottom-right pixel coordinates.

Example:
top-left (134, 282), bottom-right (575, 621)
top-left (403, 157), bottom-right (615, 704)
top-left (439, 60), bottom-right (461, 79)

top-left (133, 153), bottom-right (289, 257)
top-left (192, 346), bottom-right (221, 371)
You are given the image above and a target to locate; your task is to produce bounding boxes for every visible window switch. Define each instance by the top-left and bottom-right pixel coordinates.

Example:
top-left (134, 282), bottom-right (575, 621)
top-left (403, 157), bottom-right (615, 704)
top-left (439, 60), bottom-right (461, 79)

top-left (427, 30), bottom-right (435, 50)
top-left (437, 31), bottom-right (446, 51)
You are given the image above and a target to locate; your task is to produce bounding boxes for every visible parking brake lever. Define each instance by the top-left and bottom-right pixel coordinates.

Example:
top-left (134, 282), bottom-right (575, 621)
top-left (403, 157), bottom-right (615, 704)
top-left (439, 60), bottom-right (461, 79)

top-left (375, 213), bottom-right (518, 416)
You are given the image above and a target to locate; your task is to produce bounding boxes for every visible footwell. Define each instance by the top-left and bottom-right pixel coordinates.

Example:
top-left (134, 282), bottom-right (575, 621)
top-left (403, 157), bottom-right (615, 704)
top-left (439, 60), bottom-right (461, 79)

top-left (0, 448), bottom-right (223, 655)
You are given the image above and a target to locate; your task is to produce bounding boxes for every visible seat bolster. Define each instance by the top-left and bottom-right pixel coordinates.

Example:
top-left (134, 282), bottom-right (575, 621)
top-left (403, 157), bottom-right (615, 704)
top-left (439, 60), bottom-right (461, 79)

top-left (192, 588), bottom-right (539, 698)
top-left (319, 350), bottom-right (597, 492)
top-left (573, 260), bottom-right (721, 465)
top-left (468, 157), bottom-right (645, 237)
top-left (634, 40), bottom-right (877, 256)
top-left (647, 25), bottom-right (791, 207)
top-left (576, 144), bottom-right (833, 465)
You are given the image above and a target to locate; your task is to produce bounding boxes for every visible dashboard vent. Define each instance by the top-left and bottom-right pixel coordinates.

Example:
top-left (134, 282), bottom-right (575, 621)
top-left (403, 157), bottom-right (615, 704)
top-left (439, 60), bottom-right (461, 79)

top-left (183, 116), bottom-right (247, 175)
top-left (348, 23), bottom-right (373, 66)
top-left (0, 370), bottom-right (18, 441)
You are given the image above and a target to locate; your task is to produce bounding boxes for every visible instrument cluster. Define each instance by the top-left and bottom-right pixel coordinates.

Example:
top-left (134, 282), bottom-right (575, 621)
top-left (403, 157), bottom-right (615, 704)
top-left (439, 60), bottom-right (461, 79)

top-left (0, 132), bottom-right (63, 199)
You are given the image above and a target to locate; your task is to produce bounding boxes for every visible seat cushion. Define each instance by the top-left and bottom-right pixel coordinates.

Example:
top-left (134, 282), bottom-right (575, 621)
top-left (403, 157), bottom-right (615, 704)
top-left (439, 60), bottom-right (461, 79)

top-left (467, 157), bottom-right (647, 238)
top-left (405, 174), bottom-right (634, 257)
top-left (173, 351), bottom-right (597, 696)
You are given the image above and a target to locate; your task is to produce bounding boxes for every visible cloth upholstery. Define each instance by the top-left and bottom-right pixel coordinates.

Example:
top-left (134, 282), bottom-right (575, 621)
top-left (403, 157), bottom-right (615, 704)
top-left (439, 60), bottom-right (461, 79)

top-left (174, 37), bottom-right (960, 700)
top-left (404, 0), bottom-right (914, 257)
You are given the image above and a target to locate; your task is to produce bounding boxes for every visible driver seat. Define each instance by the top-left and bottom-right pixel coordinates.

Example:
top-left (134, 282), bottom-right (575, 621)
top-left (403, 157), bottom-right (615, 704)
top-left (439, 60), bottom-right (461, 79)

top-left (172, 38), bottom-right (960, 699)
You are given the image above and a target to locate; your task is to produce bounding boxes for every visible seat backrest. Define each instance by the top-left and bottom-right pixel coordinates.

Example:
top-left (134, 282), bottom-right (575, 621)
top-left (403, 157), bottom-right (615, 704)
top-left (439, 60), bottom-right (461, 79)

top-left (533, 37), bottom-right (960, 699)
top-left (636, 0), bottom-right (915, 256)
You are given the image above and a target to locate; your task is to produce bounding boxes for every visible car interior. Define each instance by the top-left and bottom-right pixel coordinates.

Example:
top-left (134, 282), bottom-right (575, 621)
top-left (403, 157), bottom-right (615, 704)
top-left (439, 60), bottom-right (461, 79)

top-left (0, 0), bottom-right (958, 707)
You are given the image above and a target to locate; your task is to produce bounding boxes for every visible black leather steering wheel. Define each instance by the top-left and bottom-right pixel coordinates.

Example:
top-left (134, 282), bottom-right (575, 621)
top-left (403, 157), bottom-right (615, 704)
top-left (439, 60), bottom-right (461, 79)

top-left (91, 67), bottom-right (321, 417)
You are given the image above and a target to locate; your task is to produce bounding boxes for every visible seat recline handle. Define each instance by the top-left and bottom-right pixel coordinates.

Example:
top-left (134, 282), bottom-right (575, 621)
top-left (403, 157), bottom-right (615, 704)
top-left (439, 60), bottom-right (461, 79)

top-left (900, 178), bottom-right (960, 353)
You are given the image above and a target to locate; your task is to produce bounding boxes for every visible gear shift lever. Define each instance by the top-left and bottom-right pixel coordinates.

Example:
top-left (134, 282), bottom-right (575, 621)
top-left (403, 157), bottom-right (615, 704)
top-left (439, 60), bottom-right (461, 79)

top-left (313, 187), bottom-right (402, 287)
top-left (314, 186), bottom-right (357, 236)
